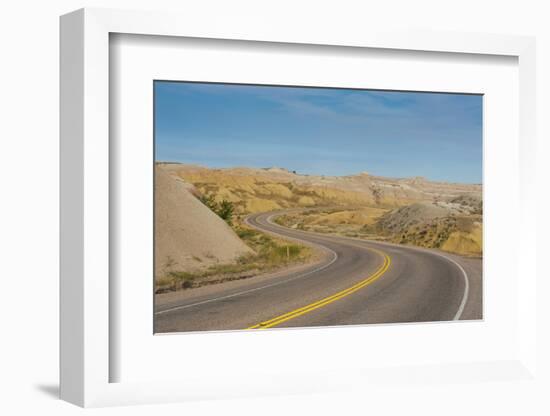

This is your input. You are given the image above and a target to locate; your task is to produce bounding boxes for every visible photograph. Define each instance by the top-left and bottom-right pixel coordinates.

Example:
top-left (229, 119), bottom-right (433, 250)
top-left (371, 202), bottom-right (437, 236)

top-left (153, 81), bottom-right (483, 333)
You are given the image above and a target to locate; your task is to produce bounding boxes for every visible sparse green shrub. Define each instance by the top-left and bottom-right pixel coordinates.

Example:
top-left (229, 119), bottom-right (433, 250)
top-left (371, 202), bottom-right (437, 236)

top-left (236, 228), bottom-right (256, 239)
top-left (198, 194), bottom-right (235, 225)
top-left (157, 225), bottom-right (311, 293)
top-left (217, 200), bottom-right (234, 225)
top-left (168, 271), bottom-right (196, 282)
top-left (199, 194), bottom-right (218, 211)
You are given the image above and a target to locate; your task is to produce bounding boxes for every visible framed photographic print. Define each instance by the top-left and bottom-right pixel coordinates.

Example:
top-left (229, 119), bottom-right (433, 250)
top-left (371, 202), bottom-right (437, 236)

top-left (60, 8), bottom-right (538, 408)
top-left (152, 81), bottom-right (481, 334)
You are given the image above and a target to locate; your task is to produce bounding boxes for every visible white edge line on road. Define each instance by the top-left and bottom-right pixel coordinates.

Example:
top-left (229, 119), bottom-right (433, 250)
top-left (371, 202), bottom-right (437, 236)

top-left (265, 211), bottom-right (470, 321)
top-left (155, 215), bottom-right (338, 315)
top-left (431, 251), bottom-right (470, 320)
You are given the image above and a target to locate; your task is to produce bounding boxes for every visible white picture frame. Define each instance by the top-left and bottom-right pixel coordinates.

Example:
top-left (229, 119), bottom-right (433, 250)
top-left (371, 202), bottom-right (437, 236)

top-left (60, 8), bottom-right (537, 407)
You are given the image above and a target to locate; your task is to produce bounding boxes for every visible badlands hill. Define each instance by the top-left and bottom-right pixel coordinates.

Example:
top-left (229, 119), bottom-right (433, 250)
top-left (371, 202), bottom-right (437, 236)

top-left (373, 198), bottom-right (482, 256)
top-left (158, 163), bottom-right (482, 257)
top-left (159, 163), bottom-right (481, 213)
top-left (154, 166), bottom-right (253, 279)
top-left (276, 199), bottom-right (483, 257)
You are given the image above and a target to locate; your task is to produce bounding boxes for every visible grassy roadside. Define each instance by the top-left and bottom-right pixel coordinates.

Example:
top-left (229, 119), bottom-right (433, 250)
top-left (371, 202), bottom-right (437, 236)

top-left (155, 224), bottom-right (313, 293)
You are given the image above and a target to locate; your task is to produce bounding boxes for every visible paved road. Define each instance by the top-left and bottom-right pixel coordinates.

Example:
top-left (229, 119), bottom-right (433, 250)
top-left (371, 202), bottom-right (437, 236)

top-left (155, 211), bottom-right (482, 333)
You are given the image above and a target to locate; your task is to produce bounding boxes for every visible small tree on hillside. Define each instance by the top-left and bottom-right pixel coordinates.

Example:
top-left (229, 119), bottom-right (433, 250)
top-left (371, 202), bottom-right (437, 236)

top-left (217, 199), bottom-right (234, 225)
top-left (199, 194), bottom-right (218, 212)
top-left (198, 194), bottom-right (234, 226)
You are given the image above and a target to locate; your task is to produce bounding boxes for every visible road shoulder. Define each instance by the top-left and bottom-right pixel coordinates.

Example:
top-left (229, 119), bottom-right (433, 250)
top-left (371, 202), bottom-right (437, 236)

top-left (155, 247), bottom-right (330, 311)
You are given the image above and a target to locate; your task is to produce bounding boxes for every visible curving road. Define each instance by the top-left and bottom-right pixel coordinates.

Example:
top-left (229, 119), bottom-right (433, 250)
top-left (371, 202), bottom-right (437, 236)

top-left (155, 211), bottom-right (482, 333)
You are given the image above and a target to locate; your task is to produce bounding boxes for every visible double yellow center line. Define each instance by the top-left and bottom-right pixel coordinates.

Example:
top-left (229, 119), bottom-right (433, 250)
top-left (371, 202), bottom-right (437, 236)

top-left (247, 248), bottom-right (391, 330)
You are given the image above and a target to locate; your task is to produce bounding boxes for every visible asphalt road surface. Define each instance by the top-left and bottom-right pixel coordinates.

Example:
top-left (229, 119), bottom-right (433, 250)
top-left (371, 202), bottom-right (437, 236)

top-left (155, 211), bottom-right (482, 333)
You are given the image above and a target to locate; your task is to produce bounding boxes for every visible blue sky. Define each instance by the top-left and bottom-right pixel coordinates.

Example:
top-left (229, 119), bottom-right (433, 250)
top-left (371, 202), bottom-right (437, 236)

top-left (155, 81), bottom-right (482, 184)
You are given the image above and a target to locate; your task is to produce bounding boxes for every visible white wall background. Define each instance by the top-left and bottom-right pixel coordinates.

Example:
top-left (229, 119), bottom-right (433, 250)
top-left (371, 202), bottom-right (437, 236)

top-left (0, 0), bottom-right (548, 414)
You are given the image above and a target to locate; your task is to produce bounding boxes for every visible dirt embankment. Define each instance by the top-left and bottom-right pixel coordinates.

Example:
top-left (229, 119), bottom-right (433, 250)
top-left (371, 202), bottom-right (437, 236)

top-left (375, 202), bottom-right (482, 256)
top-left (155, 166), bottom-right (253, 280)
top-left (372, 197), bottom-right (482, 256)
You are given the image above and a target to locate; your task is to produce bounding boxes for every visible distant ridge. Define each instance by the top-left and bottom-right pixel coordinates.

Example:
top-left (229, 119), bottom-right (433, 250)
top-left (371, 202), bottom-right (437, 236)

top-left (158, 162), bottom-right (481, 215)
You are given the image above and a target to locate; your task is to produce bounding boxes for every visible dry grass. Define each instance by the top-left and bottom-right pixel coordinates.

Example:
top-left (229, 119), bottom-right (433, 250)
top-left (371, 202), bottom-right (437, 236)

top-left (155, 224), bottom-right (312, 293)
top-left (274, 206), bottom-right (389, 239)
top-left (274, 205), bottom-right (483, 257)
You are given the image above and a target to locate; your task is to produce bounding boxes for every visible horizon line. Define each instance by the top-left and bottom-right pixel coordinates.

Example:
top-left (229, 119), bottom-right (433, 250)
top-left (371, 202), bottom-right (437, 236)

top-left (155, 160), bottom-right (482, 186)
